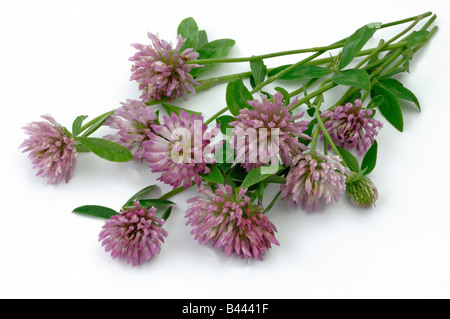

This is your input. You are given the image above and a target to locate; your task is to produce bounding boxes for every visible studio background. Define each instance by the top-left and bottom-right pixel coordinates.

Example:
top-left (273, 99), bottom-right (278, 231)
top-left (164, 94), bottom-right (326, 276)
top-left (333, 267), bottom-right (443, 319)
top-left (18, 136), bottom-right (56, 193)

top-left (1, 0), bottom-right (449, 298)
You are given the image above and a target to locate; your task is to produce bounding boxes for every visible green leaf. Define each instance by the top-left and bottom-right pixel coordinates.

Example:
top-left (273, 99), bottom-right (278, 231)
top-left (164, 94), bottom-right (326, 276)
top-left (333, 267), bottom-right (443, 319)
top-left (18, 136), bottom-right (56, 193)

top-left (214, 141), bottom-right (234, 164)
top-left (226, 79), bottom-right (253, 116)
top-left (257, 182), bottom-right (265, 203)
top-left (191, 39), bottom-right (235, 77)
top-left (77, 137), bottom-right (133, 162)
top-left (197, 38), bottom-right (235, 59)
top-left (346, 91), bottom-right (362, 104)
top-left (339, 23), bottom-right (380, 70)
top-left (196, 30), bottom-right (208, 49)
top-left (263, 175), bottom-right (287, 184)
top-left (262, 191), bottom-right (281, 214)
top-left (372, 82), bottom-right (403, 132)
top-left (336, 146), bottom-right (359, 172)
top-left (73, 205), bottom-right (118, 219)
top-left (216, 115), bottom-right (235, 135)
top-left (137, 199), bottom-right (175, 208)
top-left (376, 68), bottom-right (406, 80)
top-left (403, 51), bottom-right (412, 73)
top-left (123, 185), bottom-right (157, 207)
top-left (160, 206), bottom-right (172, 221)
top-left (380, 78), bottom-right (420, 111)
top-left (407, 30), bottom-right (430, 48)
top-left (366, 95), bottom-right (384, 109)
top-left (268, 64), bottom-right (333, 80)
top-left (241, 166), bottom-right (273, 189)
top-left (161, 102), bottom-right (202, 116)
top-left (228, 164), bottom-right (248, 182)
top-left (200, 165), bottom-right (224, 184)
top-left (177, 17), bottom-right (199, 52)
top-left (72, 115), bottom-right (88, 137)
top-left (274, 87), bottom-right (290, 105)
top-left (250, 59), bottom-right (267, 87)
top-left (332, 69), bottom-right (371, 91)
top-left (361, 140), bottom-right (378, 175)
top-left (299, 119), bottom-right (316, 146)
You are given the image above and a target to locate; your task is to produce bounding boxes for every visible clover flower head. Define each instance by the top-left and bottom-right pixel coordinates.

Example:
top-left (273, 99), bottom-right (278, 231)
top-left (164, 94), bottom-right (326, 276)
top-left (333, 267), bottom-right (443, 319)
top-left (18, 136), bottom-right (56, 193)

top-left (129, 32), bottom-right (201, 103)
top-left (230, 92), bottom-right (310, 172)
top-left (98, 202), bottom-right (167, 266)
top-left (104, 99), bottom-right (156, 161)
top-left (321, 99), bottom-right (383, 156)
top-left (185, 184), bottom-right (279, 261)
top-left (281, 150), bottom-right (350, 212)
top-left (20, 115), bottom-right (77, 184)
top-left (143, 110), bottom-right (219, 189)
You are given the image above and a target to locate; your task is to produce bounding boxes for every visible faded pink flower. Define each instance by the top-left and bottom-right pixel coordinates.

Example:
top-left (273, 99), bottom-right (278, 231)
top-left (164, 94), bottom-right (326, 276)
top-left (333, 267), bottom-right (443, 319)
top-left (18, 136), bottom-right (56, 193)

top-left (185, 184), bottom-right (279, 261)
top-left (143, 110), bottom-right (219, 189)
top-left (230, 92), bottom-right (310, 171)
top-left (321, 99), bottom-right (382, 156)
top-left (98, 201), bottom-right (167, 266)
top-left (104, 99), bottom-right (156, 161)
top-left (129, 32), bottom-right (201, 103)
top-left (20, 115), bottom-right (77, 184)
top-left (281, 150), bottom-right (350, 212)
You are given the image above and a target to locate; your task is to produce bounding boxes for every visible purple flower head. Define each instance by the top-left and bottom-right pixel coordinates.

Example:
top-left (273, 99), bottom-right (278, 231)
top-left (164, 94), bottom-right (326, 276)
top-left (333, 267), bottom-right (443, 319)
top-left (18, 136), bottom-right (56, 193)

top-left (20, 115), bottom-right (77, 184)
top-left (129, 32), bottom-right (201, 103)
top-left (321, 99), bottom-right (383, 156)
top-left (98, 201), bottom-right (167, 266)
top-left (104, 99), bottom-right (156, 161)
top-left (143, 110), bottom-right (220, 189)
top-left (185, 184), bottom-right (279, 261)
top-left (281, 150), bottom-right (350, 213)
top-left (230, 92), bottom-right (310, 172)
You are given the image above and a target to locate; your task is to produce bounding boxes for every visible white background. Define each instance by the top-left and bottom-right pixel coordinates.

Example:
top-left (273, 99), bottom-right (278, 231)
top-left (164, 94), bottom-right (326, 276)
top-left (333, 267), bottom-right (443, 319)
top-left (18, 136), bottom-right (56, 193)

top-left (1, 0), bottom-right (449, 299)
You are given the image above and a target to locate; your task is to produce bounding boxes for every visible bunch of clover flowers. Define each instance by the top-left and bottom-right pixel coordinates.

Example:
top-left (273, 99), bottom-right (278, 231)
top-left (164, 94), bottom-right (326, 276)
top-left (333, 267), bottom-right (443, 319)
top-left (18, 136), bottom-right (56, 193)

top-left (19, 12), bottom-right (438, 266)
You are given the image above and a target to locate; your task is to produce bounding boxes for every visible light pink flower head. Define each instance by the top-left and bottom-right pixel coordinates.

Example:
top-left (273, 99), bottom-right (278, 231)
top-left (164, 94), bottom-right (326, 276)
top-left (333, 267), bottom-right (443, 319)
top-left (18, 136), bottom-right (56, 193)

top-left (321, 99), bottom-right (382, 156)
top-left (230, 92), bottom-right (310, 172)
top-left (104, 99), bottom-right (156, 161)
top-left (129, 32), bottom-right (201, 103)
top-left (281, 150), bottom-right (350, 213)
top-left (98, 201), bottom-right (167, 266)
top-left (185, 184), bottom-right (279, 261)
top-left (20, 115), bottom-right (77, 184)
top-left (143, 110), bottom-right (219, 189)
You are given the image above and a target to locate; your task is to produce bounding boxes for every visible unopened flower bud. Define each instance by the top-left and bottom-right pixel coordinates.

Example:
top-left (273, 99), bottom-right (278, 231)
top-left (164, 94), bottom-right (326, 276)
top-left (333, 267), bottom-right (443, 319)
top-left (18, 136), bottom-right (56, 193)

top-left (346, 175), bottom-right (378, 208)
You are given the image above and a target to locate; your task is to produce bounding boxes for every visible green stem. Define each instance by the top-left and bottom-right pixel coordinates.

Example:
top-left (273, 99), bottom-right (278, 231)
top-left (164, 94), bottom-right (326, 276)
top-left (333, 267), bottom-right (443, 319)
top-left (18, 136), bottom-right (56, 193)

top-left (309, 125), bottom-right (321, 152)
top-left (314, 106), bottom-right (345, 164)
top-left (355, 17), bottom-right (423, 69)
top-left (190, 12), bottom-right (432, 66)
top-left (78, 110), bottom-right (114, 135)
top-left (158, 185), bottom-right (190, 201)
top-left (191, 42), bottom-right (346, 65)
top-left (204, 51), bottom-right (327, 125)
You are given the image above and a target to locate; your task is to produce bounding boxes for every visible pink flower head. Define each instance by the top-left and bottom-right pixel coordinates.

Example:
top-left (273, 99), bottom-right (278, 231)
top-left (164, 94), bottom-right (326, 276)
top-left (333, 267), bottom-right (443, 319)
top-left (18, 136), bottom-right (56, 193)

top-left (104, 99), bottom-right (156, 161)
top-left (143, 110), bottom-right (219, 189)
top-left (230, 92), bottom-right (310, 171)
top-left (185, 184), bottom-right (279, 261)
top-left (98, 201), bottom-right (167, 266)
top-left (281, 150), bottom-right (350, 213)
top-left (20, 115), bottom-right (77, 184)
top-left (129, 32), bottom-right (201, 103)
top-left (321, 99), bottom-right (383, 156)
